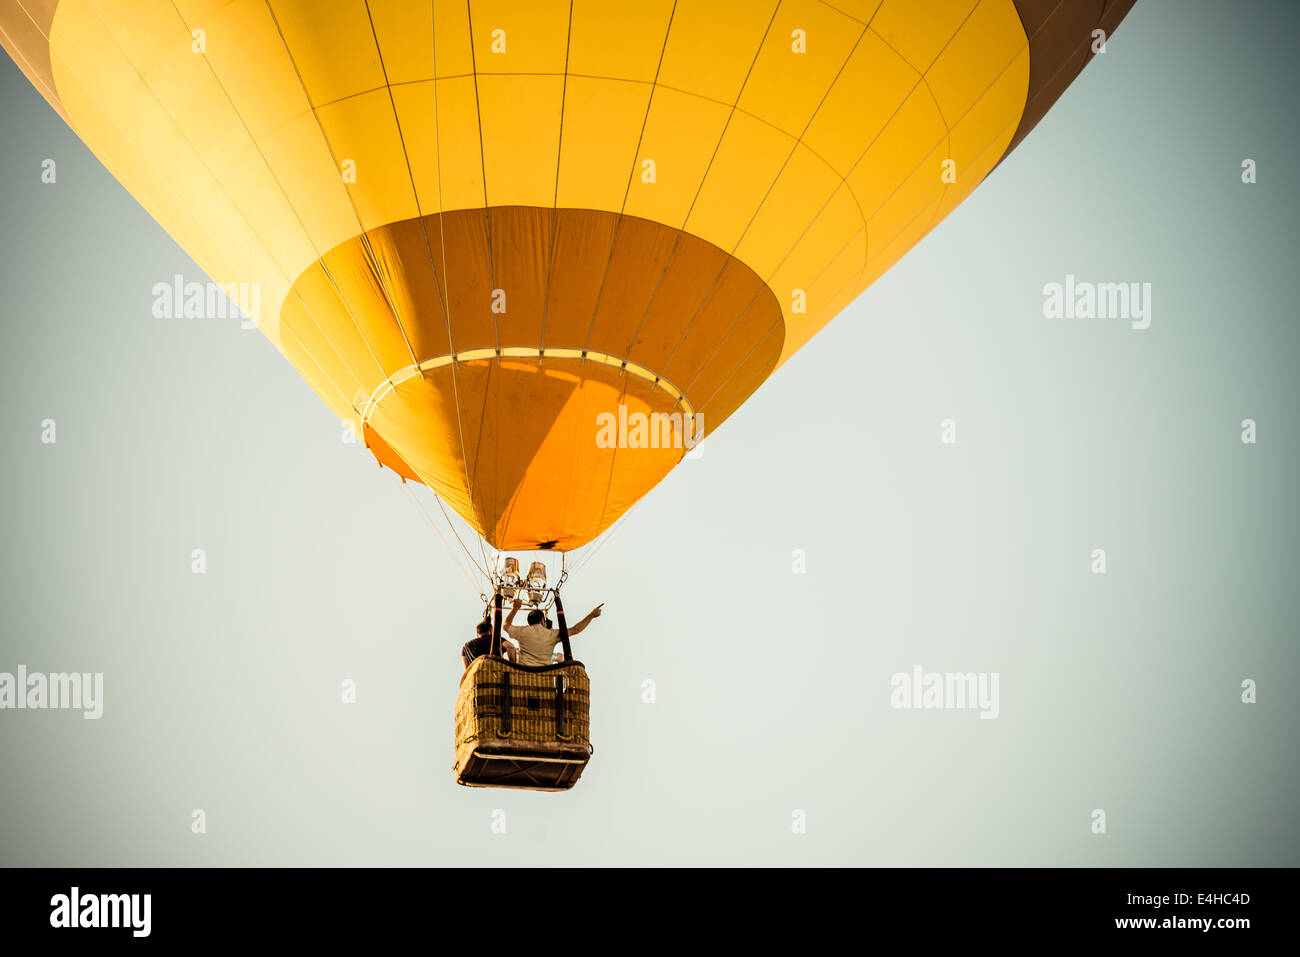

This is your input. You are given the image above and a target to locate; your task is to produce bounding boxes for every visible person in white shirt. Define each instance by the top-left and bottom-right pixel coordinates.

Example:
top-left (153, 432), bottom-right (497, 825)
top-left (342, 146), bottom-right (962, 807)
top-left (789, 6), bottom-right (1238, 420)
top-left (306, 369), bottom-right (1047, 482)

top-left (503, 597), bottom-right (603, 666)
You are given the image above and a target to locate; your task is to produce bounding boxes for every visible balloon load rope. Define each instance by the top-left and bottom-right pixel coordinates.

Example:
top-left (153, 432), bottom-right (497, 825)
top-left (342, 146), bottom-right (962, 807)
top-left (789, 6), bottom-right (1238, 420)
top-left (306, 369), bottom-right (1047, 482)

top-left (389, 471), bottom-right (495, 599)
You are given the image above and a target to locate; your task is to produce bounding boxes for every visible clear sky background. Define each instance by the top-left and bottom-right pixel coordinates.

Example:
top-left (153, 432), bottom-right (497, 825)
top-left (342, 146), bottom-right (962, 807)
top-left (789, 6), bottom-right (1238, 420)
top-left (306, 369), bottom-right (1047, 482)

top-left (1, 0), bottom-right (1297, 866)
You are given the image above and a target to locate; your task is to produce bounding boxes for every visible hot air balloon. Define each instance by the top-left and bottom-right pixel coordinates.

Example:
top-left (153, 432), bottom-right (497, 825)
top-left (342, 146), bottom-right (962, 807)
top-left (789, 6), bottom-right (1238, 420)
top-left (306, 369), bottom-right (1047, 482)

top-left (1, 0), bottom-right (1136, 790)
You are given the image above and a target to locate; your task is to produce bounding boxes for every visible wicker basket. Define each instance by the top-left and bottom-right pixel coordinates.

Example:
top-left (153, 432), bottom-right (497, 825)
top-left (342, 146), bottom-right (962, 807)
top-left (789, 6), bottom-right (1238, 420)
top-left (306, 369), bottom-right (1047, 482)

top-left (453, 656), bottom-right (593, 791)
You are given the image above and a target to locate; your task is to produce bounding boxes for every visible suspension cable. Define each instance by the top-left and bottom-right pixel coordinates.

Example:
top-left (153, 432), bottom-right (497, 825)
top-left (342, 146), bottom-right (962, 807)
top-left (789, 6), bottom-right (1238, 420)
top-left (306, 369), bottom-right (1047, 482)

top-left (391, 472), bottom-right (490, 598)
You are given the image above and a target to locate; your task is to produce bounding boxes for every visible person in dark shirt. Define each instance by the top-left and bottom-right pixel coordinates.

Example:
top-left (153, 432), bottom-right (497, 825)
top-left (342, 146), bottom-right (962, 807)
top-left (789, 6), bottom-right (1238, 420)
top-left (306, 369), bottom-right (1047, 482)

top-left (462, 618), bottom-right (513, 669)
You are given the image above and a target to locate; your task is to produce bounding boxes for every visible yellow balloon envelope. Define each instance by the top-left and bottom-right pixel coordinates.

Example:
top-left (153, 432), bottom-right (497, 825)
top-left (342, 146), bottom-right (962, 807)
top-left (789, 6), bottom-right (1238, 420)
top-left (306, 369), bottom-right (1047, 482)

top-left (1, 0), bottom-right (1134, 550)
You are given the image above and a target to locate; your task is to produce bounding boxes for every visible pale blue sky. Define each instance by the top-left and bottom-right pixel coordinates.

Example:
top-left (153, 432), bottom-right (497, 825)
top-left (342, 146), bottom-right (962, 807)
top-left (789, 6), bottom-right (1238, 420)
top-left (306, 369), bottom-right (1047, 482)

top-left (1, 0), bottom-right (1296, 865)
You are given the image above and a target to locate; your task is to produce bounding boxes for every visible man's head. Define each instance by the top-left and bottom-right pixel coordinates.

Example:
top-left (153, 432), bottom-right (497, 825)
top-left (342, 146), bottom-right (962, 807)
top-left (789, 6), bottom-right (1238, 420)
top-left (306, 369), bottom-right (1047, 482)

top-left (476, 619), bottom-right (491, 637)
top-left (527, 610), bottom-right (546, 626)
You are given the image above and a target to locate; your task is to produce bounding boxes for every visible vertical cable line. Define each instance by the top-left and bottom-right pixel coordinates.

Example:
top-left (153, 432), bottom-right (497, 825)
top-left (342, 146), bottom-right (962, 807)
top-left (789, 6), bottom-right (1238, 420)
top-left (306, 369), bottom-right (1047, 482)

top-left (497, 0), bottom-right (575, 553)
top-left (585, 1), bottom-right (776, 538)
top-left (264, 1), bottom-right (423, 380)
top-left (580, 0), bottom-right (681, 541)
top-left (622, 1), bottom-right (787, 365)
top-left (591, 372), bottom-right (635, 543)
top-left (173, 1), bottom-right (490, 582)
top-left (364, 0), bottom-right (451, 377)
top-left (535, 0), bottom-right (574, 357)
top-left (428, 1), bottom-right (493, 576)
top-left (578, 0), bottom-right (679, 363)
top-left (463, 1), bottom-right (503, 559)
top-left (156, 1), bottom-right (388, 414)
top-left (368, 0), bottom-right (491, 575)
top-left (464, 0), bottom-right (497, 342)
top-left (656, 18), bottom-right (866, 375)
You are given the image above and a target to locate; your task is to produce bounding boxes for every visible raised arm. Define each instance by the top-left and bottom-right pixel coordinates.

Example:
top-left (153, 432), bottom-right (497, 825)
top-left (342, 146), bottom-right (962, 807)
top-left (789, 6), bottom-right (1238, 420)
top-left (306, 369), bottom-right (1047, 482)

top-left (504, 597), bottom-right (522, 629)
top-left (567, 603), bottom-right (604, 637)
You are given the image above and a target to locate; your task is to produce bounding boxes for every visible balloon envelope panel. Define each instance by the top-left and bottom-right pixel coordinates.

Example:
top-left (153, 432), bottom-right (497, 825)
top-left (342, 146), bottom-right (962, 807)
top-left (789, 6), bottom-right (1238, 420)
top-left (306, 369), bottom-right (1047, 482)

top-left (0, 0), bottom-right (1135, 549)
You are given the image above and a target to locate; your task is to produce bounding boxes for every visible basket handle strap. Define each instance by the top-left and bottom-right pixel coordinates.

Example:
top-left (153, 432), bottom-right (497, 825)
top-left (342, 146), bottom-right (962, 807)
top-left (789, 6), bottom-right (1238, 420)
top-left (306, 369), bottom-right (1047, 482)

top-left (501, 669), bottom-right (512, 735)
top-left (490, 591), bottom-right (503, 658)
top-left (554, 675), bottom-right (565, 737)
top-left (554, 592), bottom-right (573, 662)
